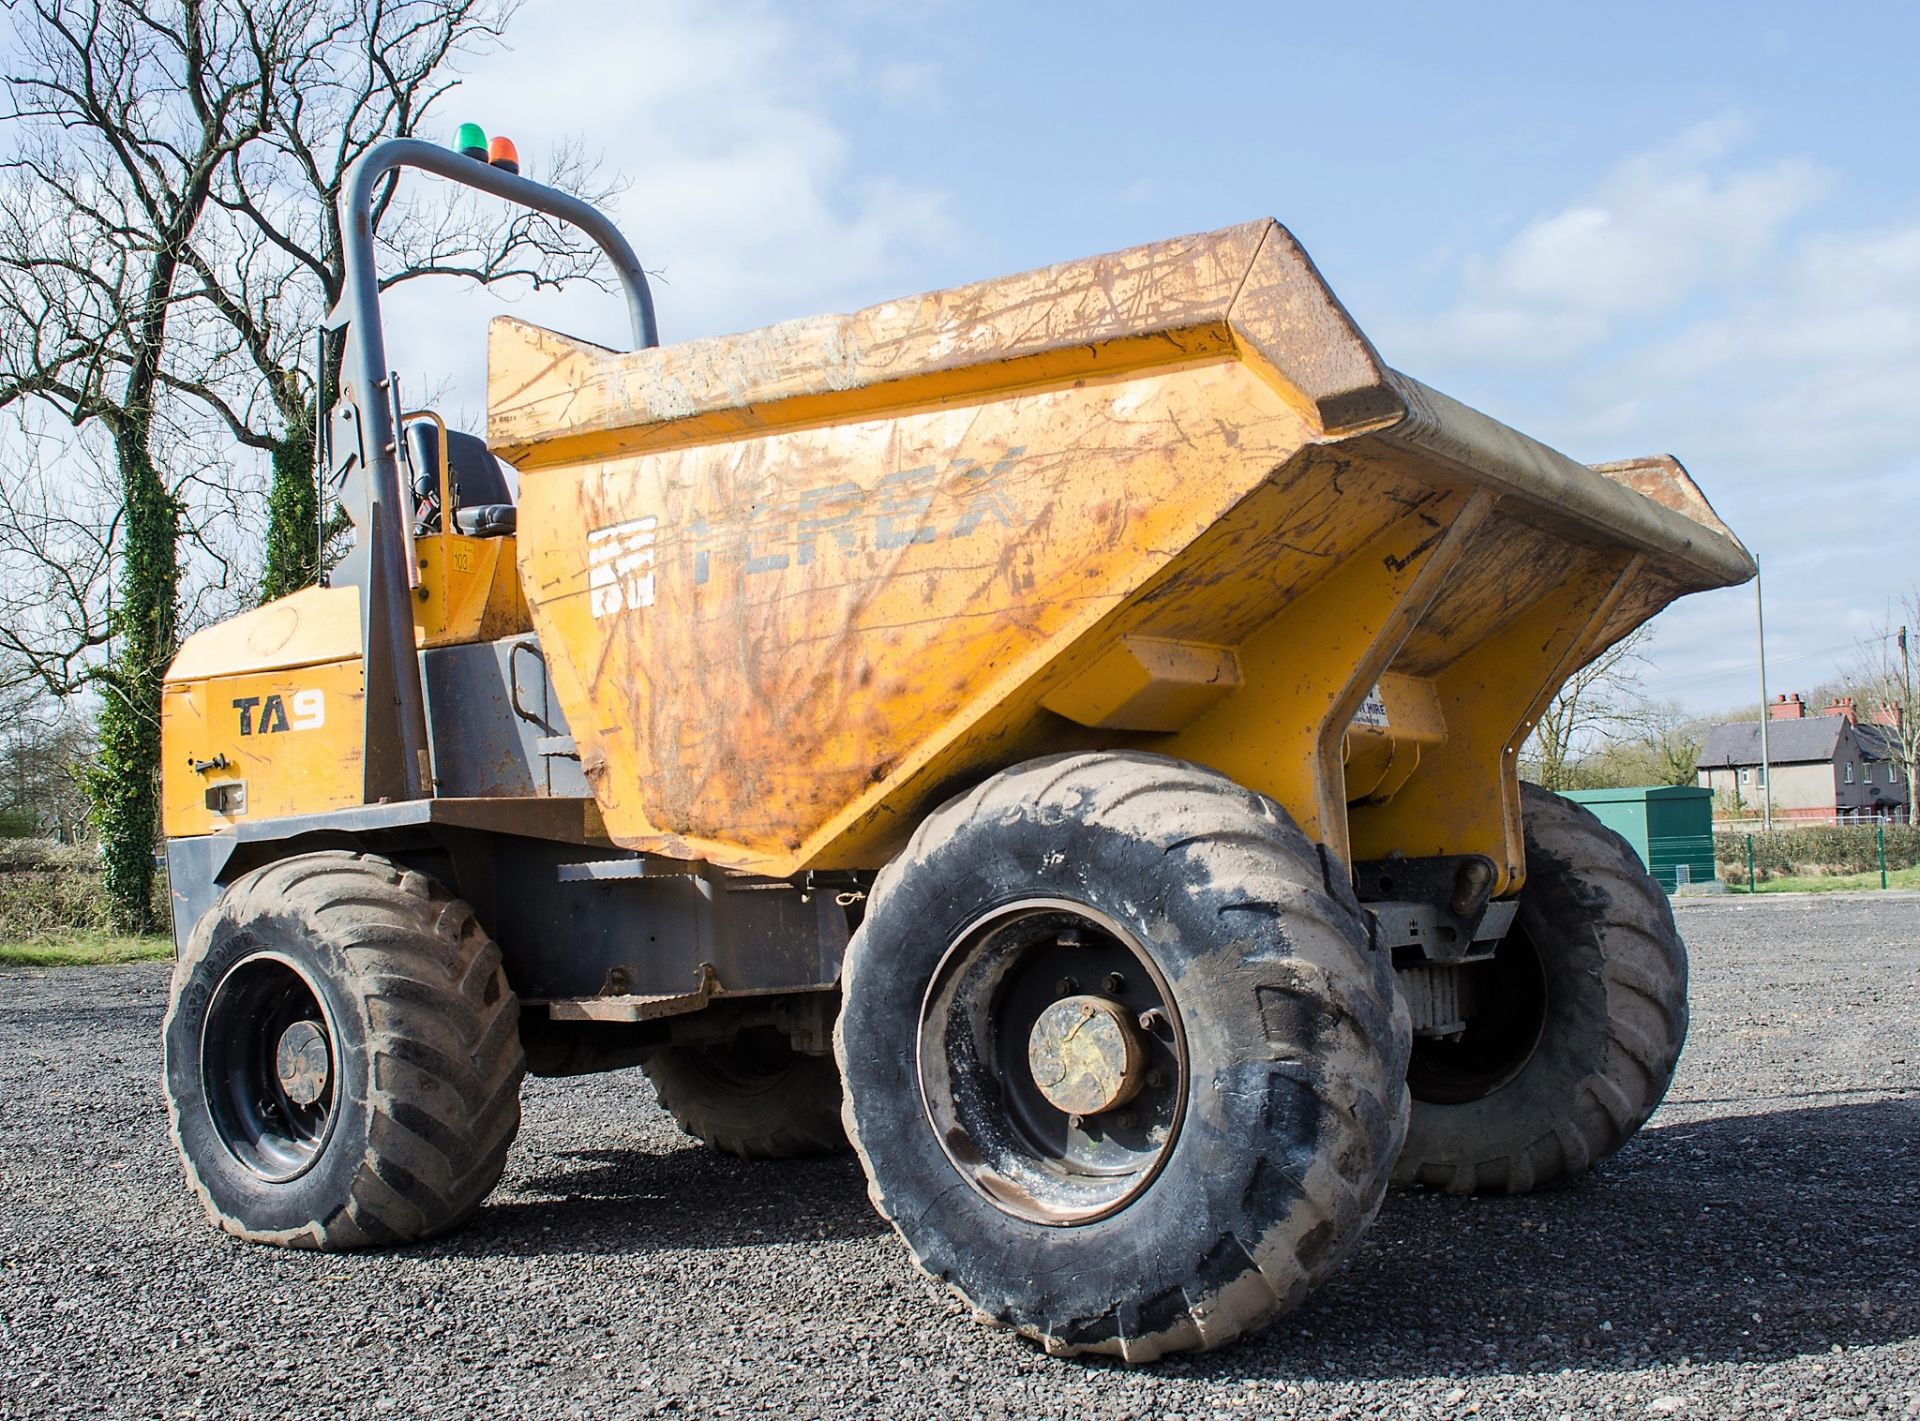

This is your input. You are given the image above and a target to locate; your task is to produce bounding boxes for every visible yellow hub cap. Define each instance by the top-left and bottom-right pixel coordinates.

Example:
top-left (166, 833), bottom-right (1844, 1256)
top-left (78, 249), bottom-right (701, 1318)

top-left (1026, 994), bottom-right (1145, 1117)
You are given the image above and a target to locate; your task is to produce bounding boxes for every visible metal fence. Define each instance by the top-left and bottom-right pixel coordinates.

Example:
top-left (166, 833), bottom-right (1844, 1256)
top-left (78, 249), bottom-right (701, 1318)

top-left (1647, 832), bottom-right (1716, 891)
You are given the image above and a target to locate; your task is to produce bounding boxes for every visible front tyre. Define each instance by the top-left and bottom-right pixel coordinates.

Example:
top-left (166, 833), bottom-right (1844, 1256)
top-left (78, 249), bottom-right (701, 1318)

top-left (1393, 783), bottom-right (1688, 1194)
top-left (163, 851), bottom-right (525, 1248)
top-left (835, 752), bottom-right (1409, 1362)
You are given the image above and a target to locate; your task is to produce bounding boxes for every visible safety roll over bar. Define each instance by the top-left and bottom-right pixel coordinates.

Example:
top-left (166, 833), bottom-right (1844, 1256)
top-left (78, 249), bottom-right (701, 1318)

top-left (327, 137), bottom-right (657, 803)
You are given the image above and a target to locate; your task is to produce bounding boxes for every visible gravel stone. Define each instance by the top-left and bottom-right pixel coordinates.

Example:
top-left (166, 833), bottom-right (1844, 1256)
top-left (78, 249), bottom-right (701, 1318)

top-left (1, 892), bottom-right (1915, 1417)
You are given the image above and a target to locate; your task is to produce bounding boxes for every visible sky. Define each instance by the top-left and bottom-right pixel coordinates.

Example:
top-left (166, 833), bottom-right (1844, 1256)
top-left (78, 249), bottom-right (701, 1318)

top-left (381, 0), bottom-right (1920, 717)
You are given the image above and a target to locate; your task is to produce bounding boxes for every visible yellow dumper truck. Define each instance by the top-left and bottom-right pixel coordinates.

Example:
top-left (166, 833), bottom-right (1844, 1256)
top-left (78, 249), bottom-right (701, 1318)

top-left (158, 138), bottom-right (1753, 1360)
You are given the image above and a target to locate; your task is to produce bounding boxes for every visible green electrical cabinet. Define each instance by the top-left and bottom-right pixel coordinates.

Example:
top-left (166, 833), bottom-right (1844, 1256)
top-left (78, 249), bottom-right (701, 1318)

top-left (1559, 785), bottom-right (1717, 892)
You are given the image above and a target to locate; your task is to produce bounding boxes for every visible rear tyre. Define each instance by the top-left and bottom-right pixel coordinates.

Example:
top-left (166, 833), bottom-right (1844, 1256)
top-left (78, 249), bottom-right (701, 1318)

top-left (644, 1031), bottom-right (846, 1158)
top-left (1393, 783), bottom-right (1688, 1194)
top-left (835, 752), bottom-right (1409, 1361)
top-left (162, 851), bottom-right (525, 1247)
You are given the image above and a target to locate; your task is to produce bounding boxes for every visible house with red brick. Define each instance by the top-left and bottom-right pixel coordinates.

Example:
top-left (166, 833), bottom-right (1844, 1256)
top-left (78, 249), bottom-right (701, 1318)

top-left (1696, 693), bottom-right (1909, 825)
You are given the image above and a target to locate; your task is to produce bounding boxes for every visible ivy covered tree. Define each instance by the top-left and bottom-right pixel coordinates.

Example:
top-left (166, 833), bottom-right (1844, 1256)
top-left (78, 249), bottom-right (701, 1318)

top-left (0, 0), bottom-right (611, 931)
top-left (258, 395), bottom-right (322, 601)
top-left (0, 0), bottom-right (279, 928)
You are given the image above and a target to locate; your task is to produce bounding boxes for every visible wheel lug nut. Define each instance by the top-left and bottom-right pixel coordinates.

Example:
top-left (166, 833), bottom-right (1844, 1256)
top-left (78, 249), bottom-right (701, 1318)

top-left (1055, 976), bottom-right (1078, 995)
top-left (1104, 972), bottom-right (1126, 993)
top-left (1138, 1008), bottom-right (1166, 1032)
top-left (1067, 1113), bottom-right (1084, 1129)
top-left (1114, 1111), bottom-right (1136, 1129)
top-left (1145, 1069), bottom-right (1166, 1089)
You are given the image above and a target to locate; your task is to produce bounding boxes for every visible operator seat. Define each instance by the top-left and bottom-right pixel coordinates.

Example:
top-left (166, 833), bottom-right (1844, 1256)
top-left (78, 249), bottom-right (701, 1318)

top-left (406, 423), bottom-right (517, 536)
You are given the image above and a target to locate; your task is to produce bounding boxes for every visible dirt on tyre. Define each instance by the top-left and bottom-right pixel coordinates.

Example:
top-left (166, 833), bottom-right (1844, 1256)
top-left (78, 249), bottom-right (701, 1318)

top-left (162, 850), bottom-right (525, 1248)
top-left (1394, 782), bottom-right (1688, 1195)
top-left (834, 751), bottom-right (1409, 1362)
top-left (644, 1029), bottom-right (846, 1158)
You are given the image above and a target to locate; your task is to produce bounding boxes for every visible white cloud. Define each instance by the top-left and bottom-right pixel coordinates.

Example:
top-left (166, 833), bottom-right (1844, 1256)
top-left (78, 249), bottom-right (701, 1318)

top-left (1572, 213), bottom-right (1920, 483)
top-left (871, 59), bottom-right (941, 107)
top-left (377, 0), bottom-right (954, 421)
top-left (1586, 210), bottom-right (1920, 711)
top-left (1370, 119), bottom-right (1918, 714)
top-left (1395, 117), bottom-right (1825, 366)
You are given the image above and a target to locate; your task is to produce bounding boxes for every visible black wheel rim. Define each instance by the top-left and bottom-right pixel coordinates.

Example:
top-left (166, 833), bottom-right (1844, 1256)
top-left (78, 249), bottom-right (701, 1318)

top-left (917, 900), bottom-right (1187, 1226)
top-left (200, 951), bottom-right (339, 1182)
top-left (1406, 919), bottom-right (1550, 1105)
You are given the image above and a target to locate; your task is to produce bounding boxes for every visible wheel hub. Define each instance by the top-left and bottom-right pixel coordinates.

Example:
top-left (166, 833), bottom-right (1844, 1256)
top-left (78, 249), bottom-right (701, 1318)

top-left (1026, 994), bottom-right (1144, 1116)
top-left (918, 900), bottom-right (1187, 1226)
top-left (201, 953), bottom-right (339, 1182)
top-left (275, 1020), bottom-right (331, 1107)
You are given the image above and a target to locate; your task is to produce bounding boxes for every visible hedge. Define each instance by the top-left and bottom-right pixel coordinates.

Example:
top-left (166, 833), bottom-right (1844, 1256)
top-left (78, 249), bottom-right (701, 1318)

top-left (0, 840), bottom-right (168, 941)
top-left (1715, 824), bottom-right (1920, 884)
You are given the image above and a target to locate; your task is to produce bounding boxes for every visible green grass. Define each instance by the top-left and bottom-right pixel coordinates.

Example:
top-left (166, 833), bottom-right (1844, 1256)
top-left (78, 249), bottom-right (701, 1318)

top-left (1735, 863), bottom-right (1920, 895)
top-left (0, 932), bottom-right (174, 967)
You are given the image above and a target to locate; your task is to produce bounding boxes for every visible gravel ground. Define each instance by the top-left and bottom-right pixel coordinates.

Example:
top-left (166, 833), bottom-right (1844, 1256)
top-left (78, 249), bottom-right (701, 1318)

top-left (2, 892), bottom-right (1917, 1420)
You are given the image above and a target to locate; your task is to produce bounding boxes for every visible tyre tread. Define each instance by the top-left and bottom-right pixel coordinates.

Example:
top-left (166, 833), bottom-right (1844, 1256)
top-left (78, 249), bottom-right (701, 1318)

top-left (838, 751), bottom-right (1410, 1362)
top-left (645, 1043), bottom-right (846, 1160)
top-left (1393, 785), bottom-right (1687, 1195)
top-left (163, 851), bottom-right (524, 1250)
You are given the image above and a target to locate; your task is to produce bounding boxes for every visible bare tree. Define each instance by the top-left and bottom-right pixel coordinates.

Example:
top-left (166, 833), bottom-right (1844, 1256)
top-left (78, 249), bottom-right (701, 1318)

top-left (1522, 625), bottom-right (1656, 791)
top-left (0, 0), bottom-right (286, 928)
top-left (1643, 700), bottom-right (1707, 785)
top-left (0, 685), bottom-right (96, 841)
top-left (0, 420), bottom-right (120, 699)
top-left (1564, 700), bottom-right (1708, 790)
top-left (0, 0), bottom-right (613, 929)
top-left (1845, 587), bottom-right (1920, 823)
top-left (182, 0), bottom-right (613, 597)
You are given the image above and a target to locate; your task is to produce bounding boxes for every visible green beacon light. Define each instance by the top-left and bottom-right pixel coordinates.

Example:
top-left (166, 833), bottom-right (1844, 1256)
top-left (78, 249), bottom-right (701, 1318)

top-left (454, 122), bottom-right (488, 161)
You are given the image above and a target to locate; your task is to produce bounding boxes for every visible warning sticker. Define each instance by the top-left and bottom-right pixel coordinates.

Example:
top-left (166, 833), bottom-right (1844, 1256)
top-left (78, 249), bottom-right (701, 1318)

top-left (1351, 683), bottom-right (1390, 729)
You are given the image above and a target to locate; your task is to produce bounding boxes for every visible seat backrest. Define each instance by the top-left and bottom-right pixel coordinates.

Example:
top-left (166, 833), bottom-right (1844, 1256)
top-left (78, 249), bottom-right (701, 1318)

top-left (454, 503), bottom-right (517, 536)
top-left (405, 423), bottom-right (514, 510)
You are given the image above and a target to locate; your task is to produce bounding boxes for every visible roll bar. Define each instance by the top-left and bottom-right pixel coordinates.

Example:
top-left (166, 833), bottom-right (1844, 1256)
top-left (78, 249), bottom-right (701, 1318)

top-left (328, 137), bottom-right (658, 802)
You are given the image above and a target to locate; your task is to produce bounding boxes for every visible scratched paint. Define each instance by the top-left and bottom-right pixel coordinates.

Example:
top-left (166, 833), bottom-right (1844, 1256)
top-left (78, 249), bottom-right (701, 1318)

top-left (488, 221), bottom-right (1754, 886)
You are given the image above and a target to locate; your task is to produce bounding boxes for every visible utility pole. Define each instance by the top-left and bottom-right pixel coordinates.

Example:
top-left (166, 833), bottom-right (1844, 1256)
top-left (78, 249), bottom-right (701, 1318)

top-left (1901, 624), bottom-right (1912, 826)
top-left (1756, 560), bottom-right (1772, 832)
